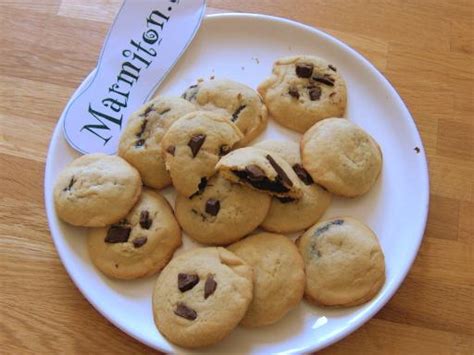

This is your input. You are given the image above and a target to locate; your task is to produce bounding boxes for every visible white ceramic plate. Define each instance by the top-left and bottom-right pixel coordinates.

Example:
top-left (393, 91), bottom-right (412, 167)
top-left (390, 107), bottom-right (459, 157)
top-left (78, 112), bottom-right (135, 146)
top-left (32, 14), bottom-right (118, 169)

top-left (44, 13), bottom-right (429, 353)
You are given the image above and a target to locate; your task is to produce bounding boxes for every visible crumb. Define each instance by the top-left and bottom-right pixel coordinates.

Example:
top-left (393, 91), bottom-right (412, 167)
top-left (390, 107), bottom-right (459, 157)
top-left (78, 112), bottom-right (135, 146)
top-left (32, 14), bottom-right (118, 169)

top-left (197, 78), bottom-right (204, 83)
top-left (210, 75), bottom-right (215, 80)
top-left (241, 66), bottom-right (245, 70)
top-left (414, 146), bottom-right (420, 153)
top-left (251, 57), bottom-right (260, 64)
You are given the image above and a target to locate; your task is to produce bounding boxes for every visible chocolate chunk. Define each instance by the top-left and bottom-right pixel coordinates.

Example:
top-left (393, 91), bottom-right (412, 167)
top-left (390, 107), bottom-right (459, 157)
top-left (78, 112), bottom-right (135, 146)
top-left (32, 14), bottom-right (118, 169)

top-left (159, 108), bottom-right (171, 115)
top-left (205, 199), bottom-right (220, 216)
top-left (191, 208), bottom-right (207, 221)
top-left (245, 165), bottom-right (265, 181)
top-left (292, 164), bottom-right (314, 185)
top-left (178, 273), bottom-right (200, 292)
top-left (231, 105), bottom-right (246, 122)
top-left (328, 64), bottom-right (337, 72)
top-left (143, 105), bottom-right (154, 117)
top-left (295, 63), bottom-right (314, 78)
top-left (277, 196), bottom-right (296, 204)
top-left (288, 87), bottom-right (300, 99)
top-left (219, 145), bottom-right (231, 156)
top-left (132, 236), bottom-right (147, 248)
top-left (189, 177), bottom-right (208, 198)
top-left (188, 134), bottom-right (206, 158)
top-left (139, 210), bottom-right (152, 229)
top-left (182, 84), bottom-right (199, 101)
top-left (197, 177), bottom-right (208, 191)
top-left (314, 219), bottom-right (345, 236)
top-left (136, 119), bottom-right (148, 137)
top-left (105, 225), bottom-right (131, 243)
top-left (204, 275), bottom-right (217, 299)
top-left (174, 302), bottom-right (197, 320)
top-left (312, 74), bottom-right (335, 86)
top-left (135, 139), bottom-right (145, 147)
top-left (232, 169), bottom-right (290, 193)
top-left (266, 155), bottom-right (293, 187)
top-left (63, 176), bottom-right (76, 191)
top-left (308, 86), bottom-right (322, 101)
top-left (166, 145), bottom-right (175, 156)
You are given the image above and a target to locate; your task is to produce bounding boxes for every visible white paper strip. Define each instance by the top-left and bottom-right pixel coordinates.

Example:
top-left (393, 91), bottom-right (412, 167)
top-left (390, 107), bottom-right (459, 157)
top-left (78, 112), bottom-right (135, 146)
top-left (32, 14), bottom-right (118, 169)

top-left (63, 0), bottom-right (206, 154)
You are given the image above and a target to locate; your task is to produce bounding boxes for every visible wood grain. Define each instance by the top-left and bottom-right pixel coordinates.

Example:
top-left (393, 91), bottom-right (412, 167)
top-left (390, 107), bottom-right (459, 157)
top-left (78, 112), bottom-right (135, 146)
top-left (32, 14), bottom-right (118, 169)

top-left (0, 0), bottom-right (472, 353)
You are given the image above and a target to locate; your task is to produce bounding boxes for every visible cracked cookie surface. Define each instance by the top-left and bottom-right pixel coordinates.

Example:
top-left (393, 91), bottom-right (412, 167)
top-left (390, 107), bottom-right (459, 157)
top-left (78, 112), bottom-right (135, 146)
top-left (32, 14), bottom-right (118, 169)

top-left (118, 96), bottom-right (197, 189)
top-left (53, 153), bottom-right (142, 227)
top-left (216, 146), bottom-right (302, 199)
top-left (182, 79), bottom-right (268, 146)
top-left (161, 111), bottom-right (243, 198)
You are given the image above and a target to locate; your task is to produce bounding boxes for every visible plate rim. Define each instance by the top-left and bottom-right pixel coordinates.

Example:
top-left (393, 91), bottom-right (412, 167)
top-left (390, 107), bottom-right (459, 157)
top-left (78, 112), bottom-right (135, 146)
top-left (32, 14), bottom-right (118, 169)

top-left (44, 12), bottom-right (430, 353)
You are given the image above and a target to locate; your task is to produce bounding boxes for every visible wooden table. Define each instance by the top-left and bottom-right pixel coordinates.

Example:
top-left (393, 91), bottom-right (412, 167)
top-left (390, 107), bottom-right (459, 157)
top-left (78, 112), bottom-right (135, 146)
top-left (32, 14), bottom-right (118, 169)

top-left (1, 0), bottom-right (472, 353)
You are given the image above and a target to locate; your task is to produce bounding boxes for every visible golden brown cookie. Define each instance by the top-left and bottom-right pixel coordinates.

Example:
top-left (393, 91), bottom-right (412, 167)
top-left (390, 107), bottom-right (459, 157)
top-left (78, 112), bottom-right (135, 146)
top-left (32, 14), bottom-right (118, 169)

top-left (301, 118), bottom-right (382, 197)
top-left (258, 55), bottom-right (347, 133)
top-left (152, 247), bottom-right (253, 348)
top-left (175, 174), bottom-right (271, 245)
top-left (53, 153), bottom-right (141, 227)
top-left (228, 233), bottom-right (305, 327)
top-left (87, 188), bottom-right (181, 279)
top-left (297, 217), bottom-right (385, 306)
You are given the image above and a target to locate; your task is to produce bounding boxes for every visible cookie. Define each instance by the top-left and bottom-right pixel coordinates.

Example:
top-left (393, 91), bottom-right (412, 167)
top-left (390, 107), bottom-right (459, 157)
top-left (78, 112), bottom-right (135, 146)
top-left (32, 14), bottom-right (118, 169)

top-left (118, 96), bottom-right (197, 189)
top-left (297, 217), bottom-right (385, 306)
top-left (301, 118), bottom-right (383, 197)
top-left (182, 79), bottom-right (268, 146)
top-left (254, 140), bottom-right (332, 233)
top-left (258, 55), bottom-right (347, 133)
top-left (175, 174), bottom-right (271, 245)
top-left (87, 188), bottom-right (181, 279)
top-left (161, 111), bottom-right (243, 198)
top-left (53, 153), bottom-right (142, 227)
top-left (228, 233), bottom-right (305, 327)
top-left (216, 147), bottom-right (302, 199)
top-left (152, 247), bottom-right (253, 348)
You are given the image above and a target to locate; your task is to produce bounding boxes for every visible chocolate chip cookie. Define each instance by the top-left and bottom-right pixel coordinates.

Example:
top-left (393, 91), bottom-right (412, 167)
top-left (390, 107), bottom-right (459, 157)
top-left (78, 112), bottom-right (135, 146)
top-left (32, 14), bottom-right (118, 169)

top-left (255, 140), bottom-right (332, 233)
top-left (152, 247), bottom-right (253, 348)
top-left (87, 188), bottom-right (181, 279)
top-left (258, 55), bottom-right (347, 132)
top-left (301, 118), bottom-right (383, 197)
top-left (216, 147), bottom-right (302, 199)
top-left (297, 217), bottom-right (385, 306)
top-left (53, 153), bottom-right (142, 227)
top-left (182, 79), bottom-right (268, 146)
top-left (175, 174), bottom-right (271, 245)
top-left (228, 233), bottom-right (305, 327)
top-left (118, 96), bottom-right (197, 189)
top-left (161, 111), bottom-right (243, 197)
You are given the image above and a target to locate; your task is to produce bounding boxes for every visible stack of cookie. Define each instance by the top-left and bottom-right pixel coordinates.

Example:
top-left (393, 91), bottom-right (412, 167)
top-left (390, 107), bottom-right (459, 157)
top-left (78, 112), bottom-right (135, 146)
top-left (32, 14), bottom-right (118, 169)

top-left (53, 55), bottom-right (386, 349)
